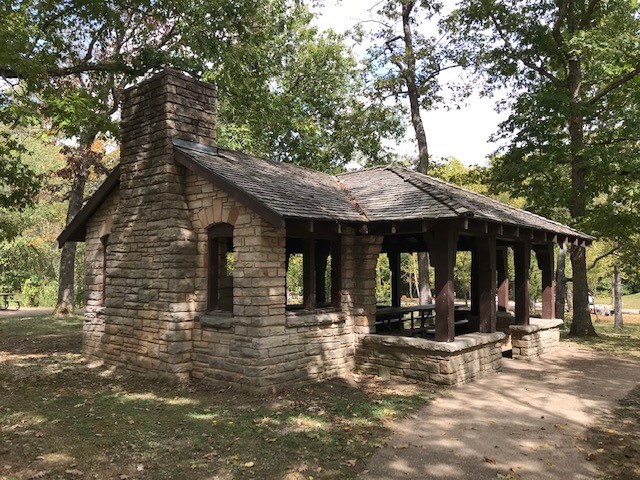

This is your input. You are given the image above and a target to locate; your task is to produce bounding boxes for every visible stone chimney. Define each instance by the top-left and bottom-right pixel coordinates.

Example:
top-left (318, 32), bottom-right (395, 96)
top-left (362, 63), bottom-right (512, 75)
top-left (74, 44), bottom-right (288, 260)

top-left (102, 70), bottom-right (217, 379)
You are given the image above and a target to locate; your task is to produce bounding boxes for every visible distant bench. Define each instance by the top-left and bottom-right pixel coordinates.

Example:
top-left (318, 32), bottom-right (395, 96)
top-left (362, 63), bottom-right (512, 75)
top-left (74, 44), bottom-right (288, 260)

top-left (0, 293), bottom-right (20, 311)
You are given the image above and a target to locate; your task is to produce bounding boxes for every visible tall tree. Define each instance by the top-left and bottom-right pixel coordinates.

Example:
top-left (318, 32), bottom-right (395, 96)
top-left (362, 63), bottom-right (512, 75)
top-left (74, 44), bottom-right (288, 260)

top-left (204, 4), bottom-right (403, 171)
top-left (449, 0), bottom-right (640, 336)
top-left (3, 0), bottom-right (404, 313)
top-left (359, 0), bottom-right (457, 304)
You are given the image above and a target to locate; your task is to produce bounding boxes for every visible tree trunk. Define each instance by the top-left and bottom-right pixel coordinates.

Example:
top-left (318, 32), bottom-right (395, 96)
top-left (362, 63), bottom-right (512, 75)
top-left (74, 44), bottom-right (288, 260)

top-left (401, 1), bottom-right (433, 305)
top-left (568, 244), bottom-right (596, 336)
top-left (54, 161), bottom-right (88, 316)
top-left (613, 263), bottom-right (623, 328)
top-left (566, 42), bottom-right (596, 336)
top-left (555, 244), bottom-right (567, 319)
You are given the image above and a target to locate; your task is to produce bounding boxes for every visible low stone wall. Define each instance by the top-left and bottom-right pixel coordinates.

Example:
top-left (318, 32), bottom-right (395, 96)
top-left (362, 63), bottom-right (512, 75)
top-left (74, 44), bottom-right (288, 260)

top-left (356, 332), bottom-right (505, 386)
top-left (509, 319), bottom-right (563, 360)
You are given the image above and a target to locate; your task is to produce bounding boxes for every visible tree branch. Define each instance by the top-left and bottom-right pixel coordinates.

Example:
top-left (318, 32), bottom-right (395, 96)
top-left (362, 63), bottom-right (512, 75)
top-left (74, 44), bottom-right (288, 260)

top-left (585, 62), bottom-right (640, 107)
top-left (587, 246), bottom-right (618, 271)
top-left (489, 12), bottom-right (564, 87)
top-left (580, 0), bottom-right (600, 29)
top-left (552, 0), bottom-right (570, 64)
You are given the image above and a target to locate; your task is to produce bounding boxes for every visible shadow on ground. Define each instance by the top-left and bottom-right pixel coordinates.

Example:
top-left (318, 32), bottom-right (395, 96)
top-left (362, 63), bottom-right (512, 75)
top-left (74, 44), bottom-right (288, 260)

top-left (362, 344), bottom-right (640, 480)
top-left (0, 315), bottom-right (434, 480)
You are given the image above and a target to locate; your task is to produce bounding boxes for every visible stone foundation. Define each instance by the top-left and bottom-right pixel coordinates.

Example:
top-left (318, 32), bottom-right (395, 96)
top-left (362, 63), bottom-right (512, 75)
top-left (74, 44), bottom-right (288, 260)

top-left (356, 332), bottom-right (505, 386)
top-left (509, 319), bottom-right (563, 360)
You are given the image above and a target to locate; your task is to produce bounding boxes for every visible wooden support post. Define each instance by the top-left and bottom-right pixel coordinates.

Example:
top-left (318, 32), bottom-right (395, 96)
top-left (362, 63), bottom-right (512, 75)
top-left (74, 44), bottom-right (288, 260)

top-left (303, 238), bottom-right (316, 311)
top-left (535, 243), bottom-right (555, 319)
top-left (513, 240), bottom-right (531, 325)
top-left (426, 223), bottom-right (459, 342)
top-left (388, 250), bottom-right (402, 308)
top-left (470, 246), bottom-right (480, 316)
top-left (315, 245), bottom-right (329, 304)
top-left (477, 234), bottom-right (497, 333)
top-left (497, 248), bottom-right (509, 312)
top-left (331, 239), bottom-right (342, 308)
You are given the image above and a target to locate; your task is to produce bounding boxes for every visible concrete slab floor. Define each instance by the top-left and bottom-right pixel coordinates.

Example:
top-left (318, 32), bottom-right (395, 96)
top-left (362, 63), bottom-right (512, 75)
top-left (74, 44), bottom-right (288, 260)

top-left (361, 343), bottom-right (640, 480)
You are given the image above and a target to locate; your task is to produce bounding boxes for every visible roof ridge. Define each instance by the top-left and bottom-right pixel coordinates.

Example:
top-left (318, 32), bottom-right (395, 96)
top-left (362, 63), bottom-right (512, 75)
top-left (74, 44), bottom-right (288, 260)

top-left (389, 164), bottom-right (471, 217)
top-left (337, 165), bottom-right (388, 177)
top-left (335, 176), bottom-right (369, 222)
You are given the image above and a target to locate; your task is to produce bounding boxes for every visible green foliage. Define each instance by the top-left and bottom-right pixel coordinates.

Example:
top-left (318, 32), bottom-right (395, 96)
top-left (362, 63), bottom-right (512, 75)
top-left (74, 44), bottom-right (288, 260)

top-left (376, 254), bottom-right (391, 304)
top-left (0, 131), bottom-right (41, 210)
top-left (286, 254), bottom-right (303, 305)
top-left (210, 5), bottom-right (404, 171)
top-left (454, 251), bottom-right (471, 302)
top-left (358, 0), bottom-right (452, 113)
top-left (0, 130), bottom-right (71, 306)
top-left (448, 0), bottom-right (640, 236)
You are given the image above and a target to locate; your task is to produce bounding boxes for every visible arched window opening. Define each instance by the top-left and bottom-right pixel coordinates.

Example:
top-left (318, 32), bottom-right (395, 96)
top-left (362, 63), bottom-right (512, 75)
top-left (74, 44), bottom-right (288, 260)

top-left (208, 223), bottom-right (234, 312)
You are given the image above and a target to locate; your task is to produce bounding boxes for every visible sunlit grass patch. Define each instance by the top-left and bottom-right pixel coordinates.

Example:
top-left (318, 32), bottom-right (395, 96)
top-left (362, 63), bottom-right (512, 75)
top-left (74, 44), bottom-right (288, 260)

top-left (562, 315), bottom-right (640, 357)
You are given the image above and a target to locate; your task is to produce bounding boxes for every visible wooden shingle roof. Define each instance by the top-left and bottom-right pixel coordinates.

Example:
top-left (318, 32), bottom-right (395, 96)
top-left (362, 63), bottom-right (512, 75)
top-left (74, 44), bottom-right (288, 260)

top-left (174, 142), bottom-right (365, 224)
top-left (338, 164), bottom-right (590, 240)
top-left (58, 140), bottom-right (592, 245)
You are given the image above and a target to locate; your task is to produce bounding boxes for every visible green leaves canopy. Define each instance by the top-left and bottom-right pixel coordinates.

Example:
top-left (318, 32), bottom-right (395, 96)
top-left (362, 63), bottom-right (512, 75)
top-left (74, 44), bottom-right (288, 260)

top-left (448, 0), bottom-right (640, 239)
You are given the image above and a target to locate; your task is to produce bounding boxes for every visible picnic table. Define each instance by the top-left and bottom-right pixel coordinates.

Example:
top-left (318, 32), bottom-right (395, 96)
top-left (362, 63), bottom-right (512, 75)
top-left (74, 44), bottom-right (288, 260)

top-left (376, 305), bottom-right (436, 333)
top-left (0, 293), bottom-right (20, 311)
top-left (375, 304), bottom-right (468, 337)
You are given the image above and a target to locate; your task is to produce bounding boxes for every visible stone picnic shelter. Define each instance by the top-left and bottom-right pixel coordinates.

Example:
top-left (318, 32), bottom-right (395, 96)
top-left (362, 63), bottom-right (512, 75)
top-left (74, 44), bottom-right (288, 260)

top-left (58, 70), bottom-right (593, 392)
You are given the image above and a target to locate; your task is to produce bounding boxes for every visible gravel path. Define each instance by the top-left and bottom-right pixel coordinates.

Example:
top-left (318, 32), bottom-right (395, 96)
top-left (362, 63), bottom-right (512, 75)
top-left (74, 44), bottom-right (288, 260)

top-left (362, 343), bottom-right (640, 480)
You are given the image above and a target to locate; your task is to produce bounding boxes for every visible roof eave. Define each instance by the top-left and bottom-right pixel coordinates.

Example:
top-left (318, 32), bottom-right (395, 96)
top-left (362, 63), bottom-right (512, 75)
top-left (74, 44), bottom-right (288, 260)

top-left (57, 165), bottom-right (121, 247)
top-left (173, 145), bottom-right (286, 229)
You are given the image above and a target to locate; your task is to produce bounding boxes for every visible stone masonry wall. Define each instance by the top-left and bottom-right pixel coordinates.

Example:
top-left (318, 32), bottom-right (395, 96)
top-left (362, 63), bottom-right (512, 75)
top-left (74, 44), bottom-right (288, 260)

top-left (101, 70), bottom-right (217, 380)
top-left (357, 333), bottom-right (505, 386)
top-left (345, 232), bottom-right (383, 340)
top-left (83, 188), bottom-right (120, 357)
top-left (184, 177), bottom-right (369, 391)
top-left (510, 319), bottom-right (562, 360)
top-left (84, 69), bottom-right (387, 391)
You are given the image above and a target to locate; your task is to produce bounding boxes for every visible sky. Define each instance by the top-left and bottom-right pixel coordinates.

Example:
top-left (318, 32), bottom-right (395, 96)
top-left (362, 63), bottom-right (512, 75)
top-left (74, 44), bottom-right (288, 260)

top-left (310, 0), bottom-right (507, 167)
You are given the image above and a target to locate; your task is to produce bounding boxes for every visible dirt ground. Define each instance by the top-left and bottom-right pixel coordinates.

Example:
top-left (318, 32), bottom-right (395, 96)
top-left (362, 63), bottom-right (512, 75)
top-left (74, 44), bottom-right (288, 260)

top-left (361, 343), bottom-right (640, 479)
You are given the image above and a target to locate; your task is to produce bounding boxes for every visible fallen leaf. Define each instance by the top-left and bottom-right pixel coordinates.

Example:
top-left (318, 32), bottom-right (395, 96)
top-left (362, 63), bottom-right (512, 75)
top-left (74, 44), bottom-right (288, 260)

top-left (29, 472), bottom-right (48, 479)
top-left (483, 456), bottom-right (497, 465)
top-left (65, 469), bottom-right (84, 476)
top-left (243, 461), bottom-right (255, 468)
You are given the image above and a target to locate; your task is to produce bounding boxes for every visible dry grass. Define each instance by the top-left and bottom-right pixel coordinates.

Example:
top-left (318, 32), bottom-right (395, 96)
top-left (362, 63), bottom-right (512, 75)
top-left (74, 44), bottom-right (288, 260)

top-left (0, 315), bottom-right (436, 480)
